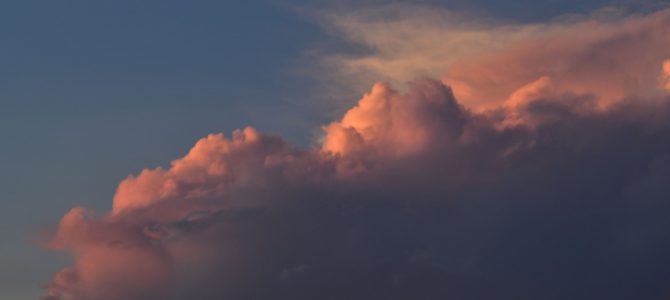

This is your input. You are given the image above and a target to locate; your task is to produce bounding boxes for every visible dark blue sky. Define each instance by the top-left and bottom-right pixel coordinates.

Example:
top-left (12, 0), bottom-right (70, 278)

top-left (0, 1), bottom-right (661, 299)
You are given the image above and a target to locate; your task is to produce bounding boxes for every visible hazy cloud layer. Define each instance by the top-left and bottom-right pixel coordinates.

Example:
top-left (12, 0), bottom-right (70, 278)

top-left (317, 4), bottom-right (670, 109)
top-left (43, 5), bottom-right (670, 300)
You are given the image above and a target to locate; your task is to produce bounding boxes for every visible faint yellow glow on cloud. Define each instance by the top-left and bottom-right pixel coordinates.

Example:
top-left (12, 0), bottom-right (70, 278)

top-left (317, 4), bottom-right (544, 90)
top-left (662, 59), bottom-right (670, 91)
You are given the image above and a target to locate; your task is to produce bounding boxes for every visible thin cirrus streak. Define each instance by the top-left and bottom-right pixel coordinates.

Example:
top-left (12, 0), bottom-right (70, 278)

top-left (43, 6), bottom-right (670, 300)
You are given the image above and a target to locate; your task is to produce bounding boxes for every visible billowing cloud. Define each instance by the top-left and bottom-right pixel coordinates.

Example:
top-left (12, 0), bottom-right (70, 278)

top-left (42, 4), bottom-right (670, 300)
top-left (111, 127), bottom-right (330, 215)
top-left (443, 8), bottom-right (670, 109)
top-left (322, 81), bottom-right (467, 158)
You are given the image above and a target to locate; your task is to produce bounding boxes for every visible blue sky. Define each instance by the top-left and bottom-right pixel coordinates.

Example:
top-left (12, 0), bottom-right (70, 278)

top-left (1, 1), bottom-right (668, 299)
top-left (1, 1), bottom-right (322, 298)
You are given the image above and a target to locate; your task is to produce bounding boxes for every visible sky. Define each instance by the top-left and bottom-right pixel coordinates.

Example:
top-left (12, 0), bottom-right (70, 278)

top-left (2, 1), bottom-right (670, 299)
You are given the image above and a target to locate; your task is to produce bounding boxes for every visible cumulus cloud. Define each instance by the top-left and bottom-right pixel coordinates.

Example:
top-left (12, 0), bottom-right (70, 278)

top-left (111, 127), bottom-right (327, 215)
top-left (322, 81), bottom-right (467, 158)
top-left (42, 4), bottom-right (670, 300)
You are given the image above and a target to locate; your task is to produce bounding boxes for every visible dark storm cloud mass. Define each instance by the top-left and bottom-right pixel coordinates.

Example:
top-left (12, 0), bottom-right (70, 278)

top-left (42, 6), bottom-right (670, 300)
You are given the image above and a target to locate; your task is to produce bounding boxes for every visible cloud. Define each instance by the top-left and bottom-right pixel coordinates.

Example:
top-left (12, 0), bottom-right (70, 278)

top-left (316, 4), bottom-right (670, 110)
top-left (111, 127), bottom-right (316, 215)
top-left (43, 207), bottom-right (172, 300)
top-left (42, 4), bottom-right (670, 300)
top-left (662, 59), bottom-right (670, 90)
top-left (43, 78), bottom-right (670, 299)
top-left (322, 80), bottom-right (467, 159)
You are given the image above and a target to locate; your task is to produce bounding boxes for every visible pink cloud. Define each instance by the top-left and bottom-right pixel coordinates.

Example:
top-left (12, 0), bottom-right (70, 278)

top-left (322, 81), bottom-right (466, 158)
top-left (112, 127), bottom-right (335, 215)
top-left (41, 6), bottom-right (670, 300)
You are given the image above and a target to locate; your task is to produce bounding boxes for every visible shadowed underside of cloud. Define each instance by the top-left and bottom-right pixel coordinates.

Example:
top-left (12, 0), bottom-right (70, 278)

top-left (43, 6), bottom-right (670, 300)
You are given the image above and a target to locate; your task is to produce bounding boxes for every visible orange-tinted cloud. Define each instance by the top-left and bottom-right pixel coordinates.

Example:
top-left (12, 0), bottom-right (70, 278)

top-left (43, 74), bottom-right (670, 300)
top-left (322, 81), bottom-right (466, 158)
top-left (112, 127), bottom-right (335, 215)
top-left (44, 208), bottom-right (172, 300)
top-left (42, 5), bottom-right (670, 300)
top-left (662, 59), bottom-right (670, 91)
